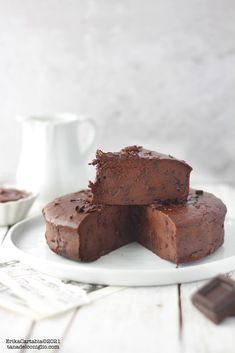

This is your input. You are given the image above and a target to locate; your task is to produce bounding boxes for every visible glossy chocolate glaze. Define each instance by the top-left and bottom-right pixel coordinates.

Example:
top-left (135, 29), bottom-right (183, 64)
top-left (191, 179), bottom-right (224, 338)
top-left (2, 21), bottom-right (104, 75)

top-left (89, 146), bottom-right (192, 205)
top-left (0, 187), bottom-right (30, 203)
top-left (43, 189), bottom-right (226, 264)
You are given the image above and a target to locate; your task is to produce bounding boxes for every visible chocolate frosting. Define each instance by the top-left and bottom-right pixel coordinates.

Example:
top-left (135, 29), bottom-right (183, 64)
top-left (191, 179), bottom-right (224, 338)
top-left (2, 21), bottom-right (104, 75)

top-left (42, 190), bottom-right (101, 229)
top-left (89, 146), bottom-right (192, 205)
top-left (0, 187), bottom-right (30, 203)
top-left (137, 189), bottom-right (227, 263)
top-left (151, 189), bottom-right (226, 226)
top-left (43, 188), bottom-right (226, 264)
top-left (90, 145), bottom-right (191, 166)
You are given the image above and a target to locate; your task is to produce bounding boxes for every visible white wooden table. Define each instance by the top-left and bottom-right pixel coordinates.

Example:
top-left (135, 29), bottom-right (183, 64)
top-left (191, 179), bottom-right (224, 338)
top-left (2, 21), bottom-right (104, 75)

top-left (1, 184), bottom-right (235, 353)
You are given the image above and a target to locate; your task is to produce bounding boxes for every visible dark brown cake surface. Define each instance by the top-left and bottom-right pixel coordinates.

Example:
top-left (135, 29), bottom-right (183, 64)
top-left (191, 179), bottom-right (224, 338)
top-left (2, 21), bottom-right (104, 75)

top-left (137, 190), bottom-right (227, 264)
top-left (89, 146), bottom-right (192, 205)
top-left (43, 189), bottom-right (226, 264)
top-left (43, 190), bottom-right (133, 261)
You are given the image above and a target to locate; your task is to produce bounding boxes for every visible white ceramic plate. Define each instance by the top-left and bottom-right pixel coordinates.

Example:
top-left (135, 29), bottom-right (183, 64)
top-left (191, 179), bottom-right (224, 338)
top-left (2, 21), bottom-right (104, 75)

top-left (4, 215), bottom-right (235, 286)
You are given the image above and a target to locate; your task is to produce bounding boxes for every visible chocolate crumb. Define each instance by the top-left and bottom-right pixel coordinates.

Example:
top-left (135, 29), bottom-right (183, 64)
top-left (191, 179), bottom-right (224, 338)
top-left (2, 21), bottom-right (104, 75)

top-left (96, 150), bottom-right (105, 158)
top-left (121, 145), bottom-right (142, 154)
top-left (89, 158), bottom-right (99, 166)
top-left (75, 205), bottom-right (85, 213)
top-left (196, 190), bottom-right (204, 195)
top-left (88, 181), bottom-right (94, 188)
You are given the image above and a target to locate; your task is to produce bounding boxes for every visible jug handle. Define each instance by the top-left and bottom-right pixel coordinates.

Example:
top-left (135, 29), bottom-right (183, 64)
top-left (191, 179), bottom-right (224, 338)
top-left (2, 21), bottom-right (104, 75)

top-left (77, 117), bottom-right (97, 157)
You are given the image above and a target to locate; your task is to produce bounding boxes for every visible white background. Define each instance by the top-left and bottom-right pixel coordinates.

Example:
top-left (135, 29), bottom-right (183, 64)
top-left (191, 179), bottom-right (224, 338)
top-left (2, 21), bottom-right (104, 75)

top-left (0, 0), bottom-right (234, 184)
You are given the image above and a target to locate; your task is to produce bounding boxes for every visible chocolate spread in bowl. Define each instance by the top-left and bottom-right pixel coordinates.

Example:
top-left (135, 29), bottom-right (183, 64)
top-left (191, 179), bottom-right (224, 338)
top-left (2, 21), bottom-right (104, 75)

top-left (0, 187), bottom-right (30, 203)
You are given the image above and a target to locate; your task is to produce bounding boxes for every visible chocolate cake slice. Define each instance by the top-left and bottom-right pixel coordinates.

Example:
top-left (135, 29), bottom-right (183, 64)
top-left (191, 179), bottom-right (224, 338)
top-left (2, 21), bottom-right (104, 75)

top-left (43, 189), bottom-right (226, 264)
top-left (43, 190), bottom-right (133, 262)
top-left (89, 146), bottom-right (192, 205)
top-left (136, 190), bottom-right (227, 264)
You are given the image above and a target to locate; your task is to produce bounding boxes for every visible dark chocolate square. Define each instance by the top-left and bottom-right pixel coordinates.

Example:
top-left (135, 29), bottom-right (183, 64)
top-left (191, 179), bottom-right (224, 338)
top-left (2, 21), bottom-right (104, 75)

top-left (192, 275), bottom-right (235, 324)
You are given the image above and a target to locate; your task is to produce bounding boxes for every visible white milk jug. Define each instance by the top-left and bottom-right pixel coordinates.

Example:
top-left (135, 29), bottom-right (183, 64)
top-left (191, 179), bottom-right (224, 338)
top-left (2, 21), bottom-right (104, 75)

top-left (16, 113), bottom-right (97, 203)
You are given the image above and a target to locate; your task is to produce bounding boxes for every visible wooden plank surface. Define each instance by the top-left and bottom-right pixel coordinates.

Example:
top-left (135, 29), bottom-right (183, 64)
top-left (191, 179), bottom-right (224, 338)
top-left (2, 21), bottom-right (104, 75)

top-left (0, 226), bottom-right (32, 353)
top-left (60, 286), bottom-right (180, 353)
top-left (0, 307), bottom-right (33, 353)
top-left (26, 310), bottom-right (76, 353)
top-left (180, 272), bottom-right (235, 353)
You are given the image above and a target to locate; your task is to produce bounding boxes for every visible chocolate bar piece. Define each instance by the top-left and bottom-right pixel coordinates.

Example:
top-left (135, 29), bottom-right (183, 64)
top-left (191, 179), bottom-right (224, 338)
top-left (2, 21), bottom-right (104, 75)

top-left (89, 146), bottom-right (192, 205)
top-left (192, 275), bottom-right (235, 324)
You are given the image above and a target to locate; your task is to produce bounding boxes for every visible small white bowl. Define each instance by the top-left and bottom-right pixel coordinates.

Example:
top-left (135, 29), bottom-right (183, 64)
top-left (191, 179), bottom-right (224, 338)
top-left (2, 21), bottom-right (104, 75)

top-left (0, 187), bottom-right (37, 226)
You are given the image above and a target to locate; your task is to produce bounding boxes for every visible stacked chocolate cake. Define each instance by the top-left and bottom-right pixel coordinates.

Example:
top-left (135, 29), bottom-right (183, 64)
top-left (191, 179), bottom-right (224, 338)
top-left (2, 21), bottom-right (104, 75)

top-left (43, 146), bottom-right (227, 264)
